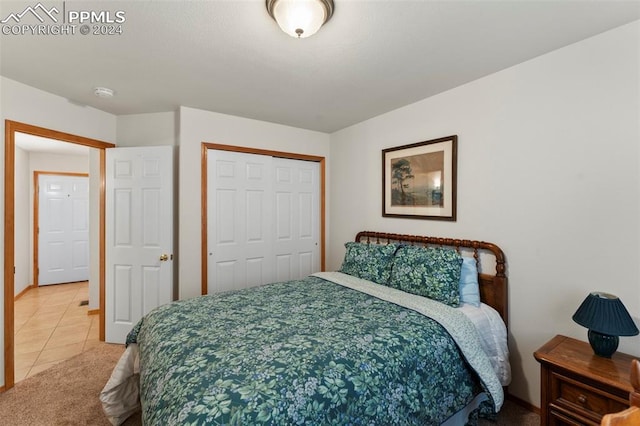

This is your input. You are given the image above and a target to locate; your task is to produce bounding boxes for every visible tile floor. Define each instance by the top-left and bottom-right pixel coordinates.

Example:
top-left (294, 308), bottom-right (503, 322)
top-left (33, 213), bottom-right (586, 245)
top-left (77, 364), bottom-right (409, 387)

top-left (14, 281), bottom-right (101, 382)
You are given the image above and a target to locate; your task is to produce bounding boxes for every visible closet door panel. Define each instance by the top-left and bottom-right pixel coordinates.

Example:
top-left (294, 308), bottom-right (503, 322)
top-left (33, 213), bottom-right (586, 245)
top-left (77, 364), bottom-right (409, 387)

top-left (273, 158), bottom-right (320, 281)
top-left (208, 151), bottom-right (274, 292)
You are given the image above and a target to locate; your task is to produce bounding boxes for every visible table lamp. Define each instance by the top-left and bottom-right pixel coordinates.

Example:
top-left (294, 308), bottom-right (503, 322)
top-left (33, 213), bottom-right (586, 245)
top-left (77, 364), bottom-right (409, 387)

top-left (572, 291), bottom-right (639, 358)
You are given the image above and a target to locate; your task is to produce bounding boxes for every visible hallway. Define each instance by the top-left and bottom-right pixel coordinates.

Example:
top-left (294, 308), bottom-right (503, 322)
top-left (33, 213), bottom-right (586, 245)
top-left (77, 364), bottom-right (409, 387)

top-left (13, 281), bottom-right (100, 382)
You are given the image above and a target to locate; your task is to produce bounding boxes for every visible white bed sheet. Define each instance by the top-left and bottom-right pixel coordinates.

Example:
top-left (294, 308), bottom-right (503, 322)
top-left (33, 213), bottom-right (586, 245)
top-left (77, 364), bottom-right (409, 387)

top-left (458, 302), bottom-right (511, 386)
top-left (100, 343), bottom-right (140, 426)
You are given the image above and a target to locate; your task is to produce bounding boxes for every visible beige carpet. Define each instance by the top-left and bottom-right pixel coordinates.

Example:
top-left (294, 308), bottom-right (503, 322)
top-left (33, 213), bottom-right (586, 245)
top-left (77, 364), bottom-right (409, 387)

top-left (0, 343), bottom-right (141, 426)
top-left (0, 343), bottom-right (538, 425)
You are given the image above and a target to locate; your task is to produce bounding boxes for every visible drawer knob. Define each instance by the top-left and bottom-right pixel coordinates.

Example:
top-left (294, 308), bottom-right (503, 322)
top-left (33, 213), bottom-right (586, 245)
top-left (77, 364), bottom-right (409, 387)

top-left (578, 394), bottom-right (587, 404)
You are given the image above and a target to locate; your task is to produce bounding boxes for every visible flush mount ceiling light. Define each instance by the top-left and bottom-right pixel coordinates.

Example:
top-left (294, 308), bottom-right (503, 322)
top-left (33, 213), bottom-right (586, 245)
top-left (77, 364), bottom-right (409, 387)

top-left (94, 86), bottom-right (114, 98)
top-left (266, 0), bottom-right (334, 38)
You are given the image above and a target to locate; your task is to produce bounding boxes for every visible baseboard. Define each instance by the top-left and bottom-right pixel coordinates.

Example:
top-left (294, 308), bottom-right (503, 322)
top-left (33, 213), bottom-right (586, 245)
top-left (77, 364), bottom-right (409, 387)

top-left (87, 309), bottom-right (100, 316)
top-left (506, 392), bottom-right (541, 415)
top-left (0, 384), bottom-right (5, 393)
top-left (14, 284), bottom-right (36, 301)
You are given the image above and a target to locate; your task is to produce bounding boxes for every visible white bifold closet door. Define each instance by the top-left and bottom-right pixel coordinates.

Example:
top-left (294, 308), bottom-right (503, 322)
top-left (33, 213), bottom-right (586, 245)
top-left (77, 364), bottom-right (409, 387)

top-left (207, 150), bottom-right (320, 293)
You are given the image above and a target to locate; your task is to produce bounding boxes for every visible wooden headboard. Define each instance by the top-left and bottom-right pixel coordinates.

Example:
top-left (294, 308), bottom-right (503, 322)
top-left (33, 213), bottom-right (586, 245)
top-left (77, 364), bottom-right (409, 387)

top-left (355, 231), bottom-right (508, 328)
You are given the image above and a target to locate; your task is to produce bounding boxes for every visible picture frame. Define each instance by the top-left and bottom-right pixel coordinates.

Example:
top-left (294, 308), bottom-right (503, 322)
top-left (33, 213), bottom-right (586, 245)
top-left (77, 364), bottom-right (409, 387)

top-left (382, 135), bottom-right (457, 220)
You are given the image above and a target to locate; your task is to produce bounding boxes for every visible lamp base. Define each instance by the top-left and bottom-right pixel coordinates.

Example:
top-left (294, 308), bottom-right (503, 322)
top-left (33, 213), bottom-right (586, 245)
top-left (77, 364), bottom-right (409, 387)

top-left (587, 329), bottom-right (619, 358)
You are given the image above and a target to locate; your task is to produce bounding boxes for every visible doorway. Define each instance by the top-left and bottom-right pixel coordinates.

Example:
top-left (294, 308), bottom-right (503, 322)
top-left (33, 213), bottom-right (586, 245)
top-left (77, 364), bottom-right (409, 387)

top-left (3, 120), bottom-right (115, 390)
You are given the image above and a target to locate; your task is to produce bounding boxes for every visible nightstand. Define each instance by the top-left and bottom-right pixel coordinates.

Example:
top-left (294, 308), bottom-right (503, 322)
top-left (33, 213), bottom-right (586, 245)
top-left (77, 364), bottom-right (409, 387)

top-left (534, 335), bottom-right (635, 426)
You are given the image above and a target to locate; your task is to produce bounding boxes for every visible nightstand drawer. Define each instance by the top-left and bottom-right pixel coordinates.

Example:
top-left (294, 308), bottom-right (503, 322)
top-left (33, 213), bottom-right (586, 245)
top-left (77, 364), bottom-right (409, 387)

top-left (550, 371), bottom-right (628, 422)
top-left (549, 408), bottom-right (595, 426)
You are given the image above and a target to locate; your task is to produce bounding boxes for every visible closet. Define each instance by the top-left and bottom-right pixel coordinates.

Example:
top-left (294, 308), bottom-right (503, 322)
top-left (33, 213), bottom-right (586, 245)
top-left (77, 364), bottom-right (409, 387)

top-left (206, 149), bottom-right (321, 293)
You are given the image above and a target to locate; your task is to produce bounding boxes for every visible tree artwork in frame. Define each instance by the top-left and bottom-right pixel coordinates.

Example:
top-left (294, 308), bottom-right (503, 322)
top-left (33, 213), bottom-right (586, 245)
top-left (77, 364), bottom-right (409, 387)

top-left (382, 135), bottom-right (457, 220)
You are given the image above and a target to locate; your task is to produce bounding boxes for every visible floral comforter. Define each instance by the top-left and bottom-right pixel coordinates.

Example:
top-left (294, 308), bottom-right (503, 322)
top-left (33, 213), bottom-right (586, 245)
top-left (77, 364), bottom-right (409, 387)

top-left (125, 272), bottom-right (502, 425)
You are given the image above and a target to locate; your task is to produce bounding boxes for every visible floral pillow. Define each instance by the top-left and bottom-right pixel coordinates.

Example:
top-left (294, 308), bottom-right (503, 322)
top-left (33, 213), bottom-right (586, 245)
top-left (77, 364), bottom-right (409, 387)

top-left (389, 245), bottom-right (463, 307)
top-left (339, 242), bottom-right (398, 285)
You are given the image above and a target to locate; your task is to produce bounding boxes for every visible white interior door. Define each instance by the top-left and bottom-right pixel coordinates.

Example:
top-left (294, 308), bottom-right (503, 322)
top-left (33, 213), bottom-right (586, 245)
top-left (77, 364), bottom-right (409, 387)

top-left (38, 174), bottom-right (90, 286)
top-left (105, 146), bottom-right (174, 343)
top-left (207, 150), bottom-right (320, 293)
top-left (207, 150), bottom-right (274, 292)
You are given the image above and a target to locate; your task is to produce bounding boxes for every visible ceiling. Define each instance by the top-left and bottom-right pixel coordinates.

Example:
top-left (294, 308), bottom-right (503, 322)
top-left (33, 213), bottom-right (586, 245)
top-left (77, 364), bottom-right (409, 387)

top-left (14, 132), bottom-right (90, 156)
top-left (1, 1), bottom-right (639, 133)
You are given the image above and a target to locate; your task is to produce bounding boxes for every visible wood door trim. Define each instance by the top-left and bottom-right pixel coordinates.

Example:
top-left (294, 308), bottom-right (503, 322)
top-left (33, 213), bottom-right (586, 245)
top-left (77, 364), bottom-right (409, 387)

top-left (33, 171), bottom-right (89, 288)
top-left (3, 120), bottom-right (114, 391)
top-left (99, 149), bottom-right (106, 341)
top-left (201, 142), bottom-right (326, 296)
top-left (4, 123), bottom-right (15, 390)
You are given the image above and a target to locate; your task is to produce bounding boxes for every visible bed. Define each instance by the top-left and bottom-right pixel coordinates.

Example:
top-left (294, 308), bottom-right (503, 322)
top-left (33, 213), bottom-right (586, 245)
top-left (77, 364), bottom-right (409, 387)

top-left (101, 231), bottom-right (510, 425)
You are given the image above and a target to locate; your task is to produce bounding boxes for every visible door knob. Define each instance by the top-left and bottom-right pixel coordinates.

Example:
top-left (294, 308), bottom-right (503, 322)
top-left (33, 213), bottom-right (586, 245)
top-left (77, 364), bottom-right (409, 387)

top-left (159, 254), bottom-right (169, 261)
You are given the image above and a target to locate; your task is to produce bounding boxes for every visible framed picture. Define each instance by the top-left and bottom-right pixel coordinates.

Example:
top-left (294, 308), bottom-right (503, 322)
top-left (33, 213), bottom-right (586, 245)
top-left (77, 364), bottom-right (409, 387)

top-left (382, 135), bottom-right (457, 220)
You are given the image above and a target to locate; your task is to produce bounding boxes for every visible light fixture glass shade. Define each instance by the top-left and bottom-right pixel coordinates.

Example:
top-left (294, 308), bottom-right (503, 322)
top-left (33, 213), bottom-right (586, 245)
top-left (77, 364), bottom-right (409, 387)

top-left (267, 0), bottom-right (333, 38)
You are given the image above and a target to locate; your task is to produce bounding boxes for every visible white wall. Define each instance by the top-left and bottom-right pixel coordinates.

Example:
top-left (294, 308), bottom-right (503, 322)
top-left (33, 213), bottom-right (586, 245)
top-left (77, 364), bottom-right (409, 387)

top-left (178, 106), bottom-right (331, 299)
top-left (0, 76), bottom-right (116, 388)
top-left (116, 112), bottom-right (178, 147)
top-left (329, 21), bottom-right (640, 407)
top-left (14, 146), bottom-right (30, 297)
top-left (28, 152), bottom-right (89, 171)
